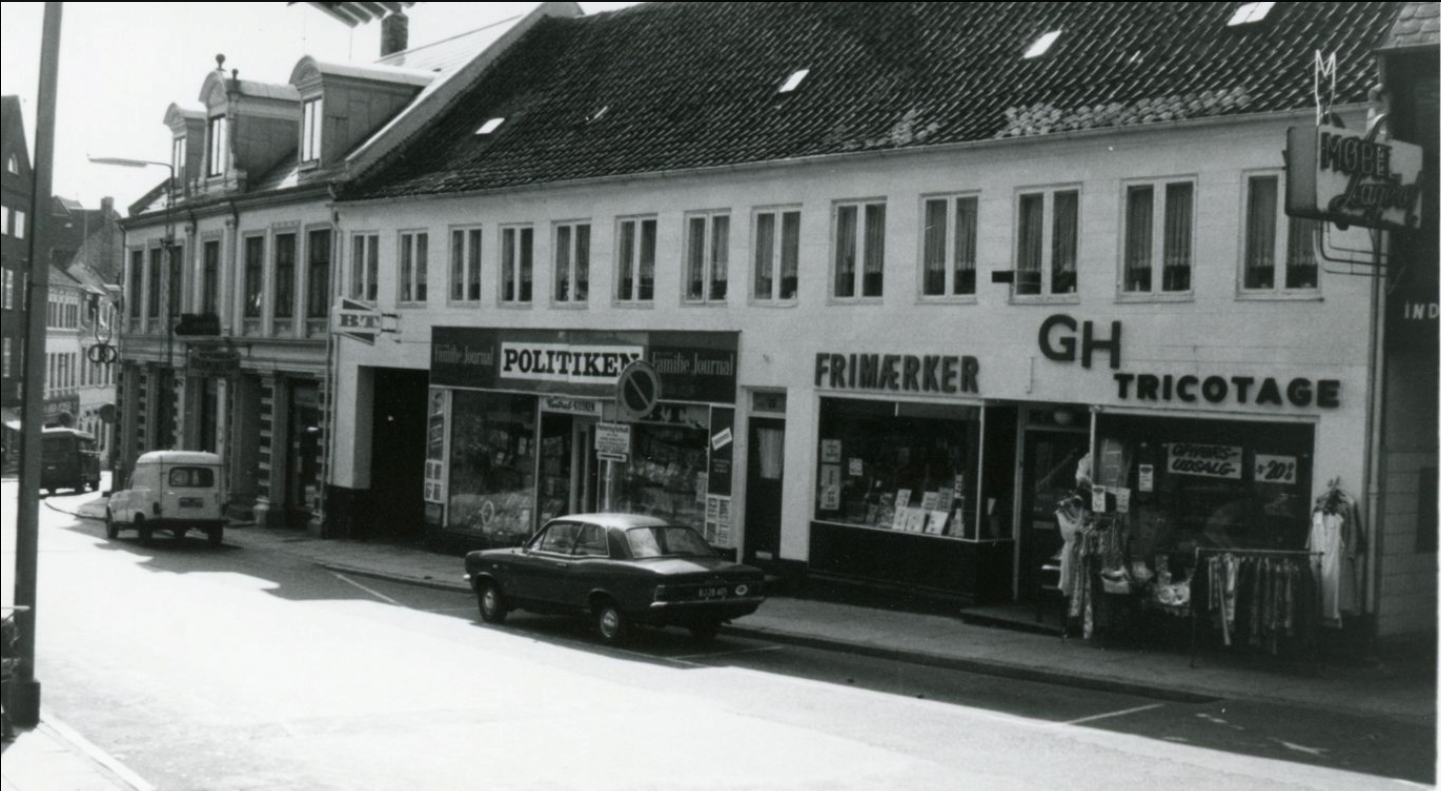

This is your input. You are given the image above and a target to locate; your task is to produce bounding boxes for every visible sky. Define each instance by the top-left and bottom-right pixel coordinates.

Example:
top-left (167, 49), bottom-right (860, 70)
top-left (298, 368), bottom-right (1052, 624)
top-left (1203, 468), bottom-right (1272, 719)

top-left (0, 2), bottom-right (641, 213)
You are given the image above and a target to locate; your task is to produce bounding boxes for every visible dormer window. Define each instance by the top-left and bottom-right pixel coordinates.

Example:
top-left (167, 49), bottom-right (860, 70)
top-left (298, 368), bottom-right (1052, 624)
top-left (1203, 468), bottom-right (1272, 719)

top-left (301, 97), bottom-right (323, 164)
top-left (1024, 30), bottom-right (1062, 59)
top-left (779, 69), bottom-right (810, 93)
top-left (5, 154), bottom-right (16, 175)
top-left (1228, 2), bottom-right (1276, 26)
top-left (206, 115), bottom-right (228, 177)
top-left (476, 117), bottom-right (505, 135)
top-left (171, 136), bottom-right (186, 182)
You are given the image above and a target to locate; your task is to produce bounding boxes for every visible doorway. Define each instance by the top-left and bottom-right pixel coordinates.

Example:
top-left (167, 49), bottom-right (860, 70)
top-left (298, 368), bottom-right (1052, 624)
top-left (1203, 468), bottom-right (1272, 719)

top-left (538, 412), bottom-right (601, 521)
top-left (744, 417), bottom-right (785, 564)
top-left (1018, 426), bottom-right (1089, 603)
top-left (367, 368), bottom-right (429, 542)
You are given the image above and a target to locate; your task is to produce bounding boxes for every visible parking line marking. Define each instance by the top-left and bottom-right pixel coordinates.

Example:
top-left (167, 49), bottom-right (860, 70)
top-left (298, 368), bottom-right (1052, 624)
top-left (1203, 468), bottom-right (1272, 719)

top-left (674, 645), bottom-right (785, 662)
top-left (1062, 703), bottom-right (1165, 726)
top-left (331, 572), bottom-right (402, 605)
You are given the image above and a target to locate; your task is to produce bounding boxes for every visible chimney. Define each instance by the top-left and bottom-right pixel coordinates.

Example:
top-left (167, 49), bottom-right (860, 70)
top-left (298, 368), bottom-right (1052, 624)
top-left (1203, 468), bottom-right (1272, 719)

top-left (101, 196), bottom-right (114, 217)
top-left (381, 12), bottom-right (409, 57)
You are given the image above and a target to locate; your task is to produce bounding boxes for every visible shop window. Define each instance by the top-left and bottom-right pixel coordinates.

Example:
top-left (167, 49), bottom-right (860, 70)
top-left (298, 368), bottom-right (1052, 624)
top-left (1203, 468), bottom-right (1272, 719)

top-left (450, 227), bottom-right (482, 303)
top-left (833, 200), bottom-right (885, 299)
top-left (814, 398), bottom-right (980, 537)
top-left (201, 239), bottom-right (220, 315)
top-left (1122, 180), bottom-right (1194, 295)
top-left (1014, 187), bottom-right (1078, 297)
top-left (616, 217), bottom-right (656, 303)
top-left (921, 194), bottom-right (978, 298)
top-left (273, 232), bottom-right (297, 319)
top-left (615, 414), bottom-right (710, 528)
top-left (447, 391), bottom-right (537, 543)
top-left (350, 232), bottom-right (379, 302)
top-left (554, 222), bottom-right (591, 304)
top-left (683, 211), bottom-right (729, 303)
top-left (243, 236), bottom-right (264, 318)
top-left (1242, 173), bottom-right (1318, 293)
top-left (399, 230), bottom-right (428, 304)
top-left (306, 229), bottom-right (331, 318)
top-left (753, 208), bottom-right (800, 302)
top-left (500, 225), bottom-right (533, 304)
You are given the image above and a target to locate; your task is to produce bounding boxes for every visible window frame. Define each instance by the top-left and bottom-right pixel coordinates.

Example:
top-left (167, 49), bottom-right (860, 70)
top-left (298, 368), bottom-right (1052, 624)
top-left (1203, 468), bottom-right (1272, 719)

top-left (242, 233), bottom-right (266, 320)
top-left (830, 198), bottom-right (887, 302)
top-left (147, 245), bottom-right (164, 320)
top-left (499, 224), bottom-right (534, 306)
top-left (200, 238), bottom-right (221, 316)
top-left (614, 215), bottom-right (657, 306)
top-left (300, 97), bottom-right (323, 166)
top-left (682, 209), bottom-right (731, 305)
top-left (448, 225), bottom-right (483, 305)
top-left (206, 114), bottom-right (228, 178)
top-left (398, 229), bottom-right (429, 305)
top-left (13, 208), bottom-right (25, 240)
top-left (349, 232), bottom-right (380, 303)
top-left (305, 226), bottom-right (332, 319)
top-left (1238, 170), bottom-right (1322, 300)
top-left (751, 206), bottom-right (801, 305)
top-left (918, 192), bottom-right (980, 302)
top-left (272, 231), bottom-right (298, 320)
top-left (1011, 184), bottom-right (1082, 302)
top-left (1117, 176), bottom-right (1196, 301)
top-left (552, 220), bottom-right (591, 306)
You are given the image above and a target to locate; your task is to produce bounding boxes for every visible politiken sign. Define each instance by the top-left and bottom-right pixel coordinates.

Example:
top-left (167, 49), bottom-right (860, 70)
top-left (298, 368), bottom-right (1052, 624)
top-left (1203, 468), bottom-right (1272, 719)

top-left (1286, 123), bottom-right (1424, 231)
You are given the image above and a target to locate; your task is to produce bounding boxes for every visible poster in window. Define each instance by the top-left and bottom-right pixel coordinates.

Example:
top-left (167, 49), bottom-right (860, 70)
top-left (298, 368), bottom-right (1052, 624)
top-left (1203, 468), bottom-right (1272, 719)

top-left (1254, 454), bottom-right (1298, 485)
top-left (1115, 487), bottom-right (1131, 514)
top-left (1138, 464), bottom-right (1155, 493)
top-left (715, 497), bottom-right (732, 545)
top-left (705, 495), bottom-right (721, 541)
top-left (903, 507), bottom-right (927, 533)
top-left (925, 510), bottom-right (949, 535)
top-left (1167, 443), bottom-right (1243, 479)
top-left (920, 491), bottom-right (940, 511)
top-left (819, 464), bottom-right (842, 511)
top-left (821, 439), bottom-right (842, 463)
top-left (848, 457), bottom-right (864, 477)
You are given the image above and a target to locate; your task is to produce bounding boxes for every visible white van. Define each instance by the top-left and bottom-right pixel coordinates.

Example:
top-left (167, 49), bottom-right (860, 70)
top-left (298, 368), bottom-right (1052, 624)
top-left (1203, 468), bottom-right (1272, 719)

top-left (107, 451), bottom-right (226, 546)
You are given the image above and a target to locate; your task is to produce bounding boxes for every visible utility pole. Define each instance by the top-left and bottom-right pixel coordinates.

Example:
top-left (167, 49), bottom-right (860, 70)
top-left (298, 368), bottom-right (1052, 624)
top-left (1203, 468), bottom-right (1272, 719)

top-left (11, 1), bottom-right (63, 728)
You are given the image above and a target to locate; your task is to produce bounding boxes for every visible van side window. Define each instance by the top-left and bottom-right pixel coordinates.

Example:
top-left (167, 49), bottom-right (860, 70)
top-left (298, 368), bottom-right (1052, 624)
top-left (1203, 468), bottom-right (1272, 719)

top-left (169, 467), bottom-right (216, 488)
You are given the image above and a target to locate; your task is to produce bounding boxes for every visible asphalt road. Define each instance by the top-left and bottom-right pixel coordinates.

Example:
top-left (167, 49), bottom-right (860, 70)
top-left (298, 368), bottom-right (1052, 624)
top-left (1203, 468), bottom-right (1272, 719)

top-left (3, 479), bottom-right (1432, 791)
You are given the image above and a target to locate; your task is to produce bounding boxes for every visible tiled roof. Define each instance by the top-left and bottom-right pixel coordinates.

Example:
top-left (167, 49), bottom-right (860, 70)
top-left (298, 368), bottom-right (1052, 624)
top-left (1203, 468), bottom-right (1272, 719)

top-left (351, 1), bottom-right (1400, 200)
top-left (1379, 1), bottom-right (1440, 50)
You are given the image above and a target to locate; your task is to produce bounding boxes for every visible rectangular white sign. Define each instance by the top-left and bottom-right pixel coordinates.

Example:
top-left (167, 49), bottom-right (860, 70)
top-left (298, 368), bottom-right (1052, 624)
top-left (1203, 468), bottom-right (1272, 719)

top-left (595, 422), bottom-right (632, 456)
top-left (1168, 443), bottom-right (1243, 479)
top-left (500, 342), bottom-right (643, 385)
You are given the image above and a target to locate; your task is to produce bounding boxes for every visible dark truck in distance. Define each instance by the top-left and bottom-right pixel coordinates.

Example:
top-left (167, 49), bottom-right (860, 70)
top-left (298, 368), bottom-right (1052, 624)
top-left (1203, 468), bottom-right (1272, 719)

top-left (464, 514), bottom-right (765, 645)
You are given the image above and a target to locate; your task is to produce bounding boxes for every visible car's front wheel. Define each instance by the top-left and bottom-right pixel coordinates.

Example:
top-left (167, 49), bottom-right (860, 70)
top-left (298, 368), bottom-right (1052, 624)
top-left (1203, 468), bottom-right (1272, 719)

top-left (207, 528), bottom-right (223, 548)
top-left (594, 600), bottom-right (628, 645)
top-left (477, 580), bottom-right (508, 624)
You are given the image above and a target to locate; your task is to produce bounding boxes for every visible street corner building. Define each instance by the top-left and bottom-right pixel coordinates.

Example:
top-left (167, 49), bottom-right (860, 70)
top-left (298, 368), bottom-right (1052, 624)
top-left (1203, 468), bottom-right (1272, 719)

top-left (115, 2), bottom-right (1438, 656)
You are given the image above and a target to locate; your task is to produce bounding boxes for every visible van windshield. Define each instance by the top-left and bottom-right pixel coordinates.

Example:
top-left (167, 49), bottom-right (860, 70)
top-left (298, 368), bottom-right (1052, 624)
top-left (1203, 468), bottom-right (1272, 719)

top-left (41, 437), bottom-right (73, 461)
top-left (169, 467), bottom-right (215, 488)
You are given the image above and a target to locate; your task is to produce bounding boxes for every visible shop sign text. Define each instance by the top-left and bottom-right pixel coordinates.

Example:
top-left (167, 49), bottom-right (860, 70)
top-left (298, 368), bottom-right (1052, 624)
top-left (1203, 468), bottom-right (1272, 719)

top-left (1285, 124), bottom-right (1424, 231)
top-left (1038, 314), bottom-right (1121, 369)
top-left (501, 342), bottom-right (643, 385)
top-left (1167, 443), bottom-right (1243, 479)
top-left (1113, 373), bottom-right (1339, 409)
top-left (814, 353), bottom-right (979, 395)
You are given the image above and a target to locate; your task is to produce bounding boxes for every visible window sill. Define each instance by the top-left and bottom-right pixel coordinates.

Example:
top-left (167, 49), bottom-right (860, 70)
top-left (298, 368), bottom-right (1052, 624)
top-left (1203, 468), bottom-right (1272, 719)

top-left (917, 295), bottom-right (979, 305)
top-left (1235, 291), bottom-right (1323, 302)
top-left (1114, 292), bottom-right (1194, 304)
top-left (550, 301), bottom-right (589, 310)
top-left (445, 300), bottom-right (485, 309)
top-left (396, 301), bottom-right (429, 309)
top-left (749, 299), bottom-right (800, 309)
top-left (681, 300), bottom-right (728, 307)
top-left (612, 300), bottom-right (655, 309)
top-left (1008, 294), bottom-right (1080, 306)
top-left (825, 297), bottom-right (886, 307)
top-left (497, 302), bottom-right (535, 310)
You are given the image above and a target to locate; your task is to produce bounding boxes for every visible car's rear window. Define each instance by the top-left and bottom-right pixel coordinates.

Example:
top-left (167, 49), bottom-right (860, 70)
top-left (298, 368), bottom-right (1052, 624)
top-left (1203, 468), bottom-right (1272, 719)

top-left (41, 436), bottom-right (73, 460)
top-left (625, 526), bottom-right (715, 558)
top-left (168, 467), bottom-right (215, 488)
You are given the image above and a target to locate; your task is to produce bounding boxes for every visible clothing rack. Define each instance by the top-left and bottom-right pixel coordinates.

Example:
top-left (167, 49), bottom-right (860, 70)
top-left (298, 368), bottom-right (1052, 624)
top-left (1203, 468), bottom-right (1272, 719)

top-left (1189, 547), bottom-right (1322, 670)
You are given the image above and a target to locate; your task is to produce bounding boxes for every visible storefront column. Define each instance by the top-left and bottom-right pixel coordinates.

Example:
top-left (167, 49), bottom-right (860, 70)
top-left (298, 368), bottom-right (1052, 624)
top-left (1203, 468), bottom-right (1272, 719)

top-left (253, 374), bottom-right (277, 527)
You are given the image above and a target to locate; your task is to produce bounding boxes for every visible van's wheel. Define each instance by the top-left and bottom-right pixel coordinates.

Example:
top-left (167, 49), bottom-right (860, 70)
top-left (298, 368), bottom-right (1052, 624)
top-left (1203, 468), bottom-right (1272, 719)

top-left (594, 600), bottom-right (628, 645)
top-left (104, 510), bottom-right (118, 540)
top-left (207, 528), bottom-right (223, 548)
top-left (138, 520), bottom-right (153, 546)
top-left (477, 580), bottom-right (507, 624)
top-left (173, 527), bottom-right (187, 543)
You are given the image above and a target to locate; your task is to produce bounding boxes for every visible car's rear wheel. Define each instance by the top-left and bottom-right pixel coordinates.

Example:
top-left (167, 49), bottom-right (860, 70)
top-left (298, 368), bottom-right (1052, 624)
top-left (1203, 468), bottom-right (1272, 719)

top-left (688, 620), bottom-right (722, 644)
top-left (207, 528), bottom-right (223, 548)
top-left (594, 600), bottom-right (628, 645)
top-left (477, 581), bottom-right (508, 624)
top-left (104, 510), bottom-right (118, 540)
top-left (138, 519), bottom-right (153, 547)
top-left (173, 527), bottom-right (188, 543)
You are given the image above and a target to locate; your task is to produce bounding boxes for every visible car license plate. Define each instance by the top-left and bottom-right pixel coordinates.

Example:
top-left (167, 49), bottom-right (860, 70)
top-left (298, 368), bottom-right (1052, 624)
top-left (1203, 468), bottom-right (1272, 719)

top-left (179, 497), bottom-right (204, 509)
top-left (697, 586), bottom-right (727, 599)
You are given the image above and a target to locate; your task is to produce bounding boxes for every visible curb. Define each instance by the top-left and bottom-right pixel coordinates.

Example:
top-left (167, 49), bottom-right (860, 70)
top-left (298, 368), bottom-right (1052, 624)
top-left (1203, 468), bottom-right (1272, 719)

top-left (315, 561), bottom-right (473, 594)
top-left (37, 711), bottom-right (155, 791)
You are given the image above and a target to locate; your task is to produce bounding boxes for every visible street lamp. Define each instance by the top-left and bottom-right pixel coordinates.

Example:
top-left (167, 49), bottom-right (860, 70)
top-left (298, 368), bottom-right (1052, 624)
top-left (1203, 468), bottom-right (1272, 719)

top-left (89, 156), bottom-right (178, 451)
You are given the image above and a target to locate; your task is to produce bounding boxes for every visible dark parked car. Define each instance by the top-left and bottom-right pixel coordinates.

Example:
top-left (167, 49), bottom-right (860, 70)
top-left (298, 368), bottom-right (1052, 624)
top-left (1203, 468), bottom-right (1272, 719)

top-left (464, 514), bottom-right (766, 644)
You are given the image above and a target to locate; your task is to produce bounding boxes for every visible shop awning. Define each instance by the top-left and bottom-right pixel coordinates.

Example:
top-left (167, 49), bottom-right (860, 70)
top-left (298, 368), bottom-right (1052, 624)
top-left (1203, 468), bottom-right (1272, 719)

top-left (1, 407), bottom-right (19, 432)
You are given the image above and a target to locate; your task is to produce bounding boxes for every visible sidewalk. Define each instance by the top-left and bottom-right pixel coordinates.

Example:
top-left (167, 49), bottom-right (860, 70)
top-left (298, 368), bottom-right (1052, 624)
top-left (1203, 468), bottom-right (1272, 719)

top-left (52, 496), bottom-right (1440, 726)
top-left (1, 716), bottom-right (149, 791)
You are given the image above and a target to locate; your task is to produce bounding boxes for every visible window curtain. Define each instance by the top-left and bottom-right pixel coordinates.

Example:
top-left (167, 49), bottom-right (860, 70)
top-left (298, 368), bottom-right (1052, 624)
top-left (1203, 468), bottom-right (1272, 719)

top-left (863, 203), bottom-right (885, 297)
top-left (1162, 183), bottom-right (1193, 292)
top-left (1124, 185), bottom-right (1153, 292)
top-left (781, 211), bottom-right (800, 300)
top-left (351, 235), bottom-right (366, 300)
top-left (618, 222), bottom-right (636, 300)
top-left (573, 224), bottom-right (590, 301)
top-left (399, 234), bottom-right (414, 303)
top-left (1245, 176), bottom-right (1277, 289)
top-left (756, 428), bottom-right (784, 480)
top-left (923, 199), bottom-right (947, 295)
top-left (1016, 194), bottom-right (1044, 295)
top-left (687, 216), bottom-right (707, 300)
top-left (307, 230), bottom-right (329, 318)
top-left (639, 219), bottom-right (656, 300)
top-left (555, 225), bottom-right (572, 302)
top-left (415, 233), bottom-right (428, 302)
top-left (754, 212), bottom-right (775, 299)
top-left (834, 205), bottom-right (857, 298)
top-left (451, 230), bottom-right (465, 301)
top-left (1051, 191), bottom-right (1078, 294)
top-left (1285, 217), bottom-right (1318, 289)
top-left (502, 229), bottom-right (516, 301)
top-left (709, 215), bottom-right (729, 300)
top-left (954, 197), bottom-right (977, 295)
top-left (518, 228), bottom-right (532, 302)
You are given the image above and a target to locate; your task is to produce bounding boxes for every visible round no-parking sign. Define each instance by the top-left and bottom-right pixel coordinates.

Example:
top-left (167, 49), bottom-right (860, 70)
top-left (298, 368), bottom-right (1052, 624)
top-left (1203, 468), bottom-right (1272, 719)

top-left (616, 360), bottom-right (661, 420)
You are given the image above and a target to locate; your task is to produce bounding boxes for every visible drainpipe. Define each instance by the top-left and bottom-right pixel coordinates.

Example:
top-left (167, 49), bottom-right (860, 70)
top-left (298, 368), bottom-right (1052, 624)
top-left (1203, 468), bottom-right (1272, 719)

top-left (1363, 227), bottom-right (1387, 654)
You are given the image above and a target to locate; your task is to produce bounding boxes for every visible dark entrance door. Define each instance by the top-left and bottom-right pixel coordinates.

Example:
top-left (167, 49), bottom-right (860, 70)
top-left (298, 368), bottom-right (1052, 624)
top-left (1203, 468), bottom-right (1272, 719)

top-left (285, 382), bottom-right (321, 528)
top-left (744, 417), bottom-right (785, 564)
top-left (367, 368), bottom-right (429, 541)
top-left (1019, 428), bottom-right (1089, 603)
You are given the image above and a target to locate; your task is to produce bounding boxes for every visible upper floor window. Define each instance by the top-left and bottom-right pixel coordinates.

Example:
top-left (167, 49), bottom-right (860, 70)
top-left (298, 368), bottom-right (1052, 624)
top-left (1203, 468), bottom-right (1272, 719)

top-left (684, 211), bottom-right (729, 303)
top-left (754, 208), bottom-right (800, 302)
top-left (243, 236), bottom-right (264, 318)
top-left (206, 115), bottom-right (228, 177)
top-left (450, 227), bottom-right (482, 303)
top-left (1, 269), bottom-right (12, 311)
top-left (5, 154), bottom-right (16, 175)
top-left (273, 232), bottom-right (297, 318)
top-left (2, 338), bottom-right (10, 379)
top-left (128, 249), bottom-right (143, 319)
top-left (399, 230), bottom-right (428, 304)
top-left (616, 217), bottom-right (656, 303)
top-left (1122, 180), bottom-right (1194, 295)
top-left (1242, 173), bottom-right (1318, 293)
top-left (1, 205), bottom-right (10, 236)
top-left (921, 195), bottom-right (978, 298)
top-left (200, 239), bottom-right (220, 315)
top-left (301, 98), bottom-right (323, 165)
top-left (172, 136), bottom-right (187, 182)
top-left (147, 247), bottom-right (163, 319)
top-left (1015, 187), bottom-right (1079, 297)
top-left (306, 229), bottom-right (331, 318)
top-left (13, 209), bottom-right (24, 240)
top-left (833, 200), bottom-right (885, 299)
top-left (554, 222), bottom-right (590, 304)
top-left (167, 244), bottom-right (184, 319)
top-left (350, 232), bottom-right (379, 302)
top-left (500, 225), bottom-right (533, 305)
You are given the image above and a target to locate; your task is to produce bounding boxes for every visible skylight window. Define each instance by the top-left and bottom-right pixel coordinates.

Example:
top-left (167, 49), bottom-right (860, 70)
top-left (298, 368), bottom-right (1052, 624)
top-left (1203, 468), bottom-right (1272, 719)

top-left (587, 106), bottom-right (609, 123)
top-left (1228, 2), bottom-right (1275, 26)
top-left (779, 69), bottom-right (810, 93)
top-left (475, 117), bottom-right (505, 135)
top-left (1024, 30), bottom-right (1062, 59)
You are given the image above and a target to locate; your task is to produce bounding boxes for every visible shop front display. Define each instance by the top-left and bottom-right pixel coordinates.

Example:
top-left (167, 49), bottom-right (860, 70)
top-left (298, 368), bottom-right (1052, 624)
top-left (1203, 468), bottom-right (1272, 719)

top-left (427, 328), bottom-right (738, 551)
